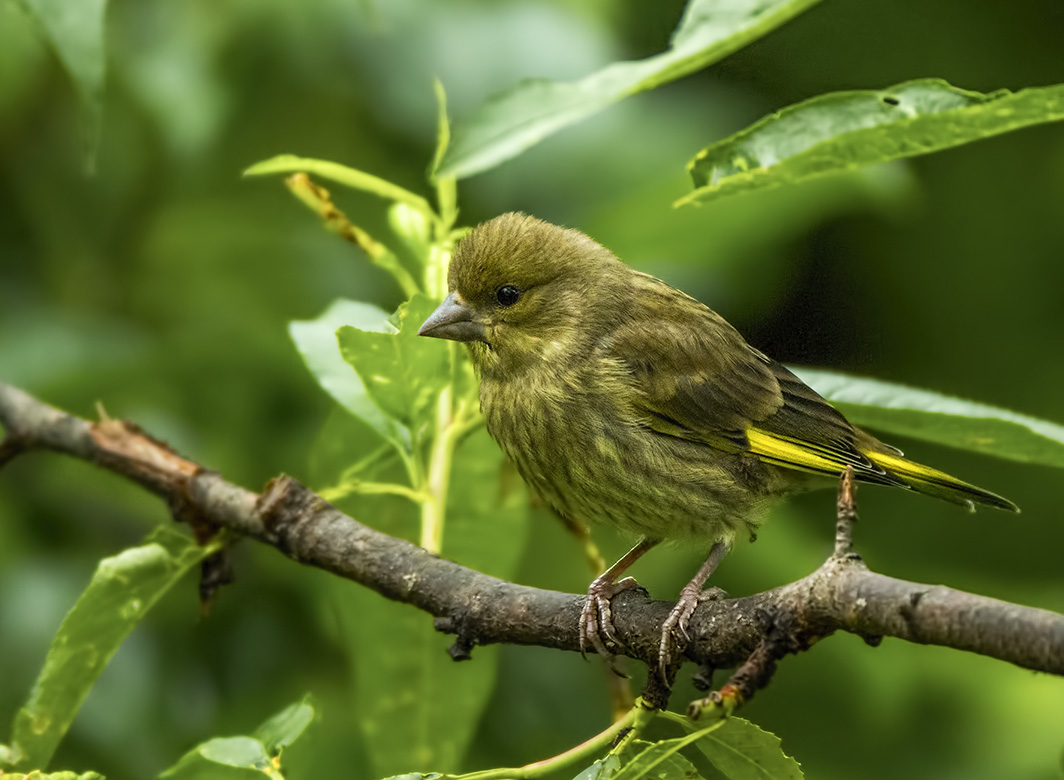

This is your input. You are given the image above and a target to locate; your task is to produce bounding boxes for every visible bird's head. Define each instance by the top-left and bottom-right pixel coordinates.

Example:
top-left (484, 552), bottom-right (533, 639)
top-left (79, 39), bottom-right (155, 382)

top-left (418, 213), bottom-right (627, 375)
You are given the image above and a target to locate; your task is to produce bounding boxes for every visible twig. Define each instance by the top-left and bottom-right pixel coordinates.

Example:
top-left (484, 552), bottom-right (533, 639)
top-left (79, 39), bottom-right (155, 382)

top-left (834, 466), bottom-right (858, 558)
top-left (2, 381), bottom-right (1063, 714)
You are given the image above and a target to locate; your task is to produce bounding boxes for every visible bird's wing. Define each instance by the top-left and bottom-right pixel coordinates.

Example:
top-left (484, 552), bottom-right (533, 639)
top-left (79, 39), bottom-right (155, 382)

top-left (607, 279), bottom-right (902, 486)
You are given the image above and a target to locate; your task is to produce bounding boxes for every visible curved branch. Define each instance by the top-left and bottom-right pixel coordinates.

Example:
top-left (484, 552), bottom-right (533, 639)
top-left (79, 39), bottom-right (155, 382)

top-left (2, 381), bottom-right (1062, 708)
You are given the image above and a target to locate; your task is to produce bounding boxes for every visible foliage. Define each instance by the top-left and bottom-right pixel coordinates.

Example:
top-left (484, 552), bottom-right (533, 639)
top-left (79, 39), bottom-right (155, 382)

top-left (159, 699), bottom-right (316, 780)
top-left (2, 0), bottom-right (1063, 779)
top-left (434, 0), bottom-right (826, 179)
top-left (12, 0), bottom-right (106, 168)
top-left (678, 80), bottom-right (1064, 206)
top-left (0, 528), bottom-right (217, 771)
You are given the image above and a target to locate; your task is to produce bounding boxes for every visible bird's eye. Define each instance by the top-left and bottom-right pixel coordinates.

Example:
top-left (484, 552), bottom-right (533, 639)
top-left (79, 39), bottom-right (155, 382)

top-left (495, 285), bottom-right (522, 307)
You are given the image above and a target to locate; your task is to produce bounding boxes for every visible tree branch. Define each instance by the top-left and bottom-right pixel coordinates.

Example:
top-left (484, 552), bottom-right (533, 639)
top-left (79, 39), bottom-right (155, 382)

top-left (2, 381), bottom-right (1062, 711)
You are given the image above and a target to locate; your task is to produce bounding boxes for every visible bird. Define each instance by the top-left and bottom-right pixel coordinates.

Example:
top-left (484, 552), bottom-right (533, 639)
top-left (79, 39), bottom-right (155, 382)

top-left (417, 212), bottom-right (1018, 681)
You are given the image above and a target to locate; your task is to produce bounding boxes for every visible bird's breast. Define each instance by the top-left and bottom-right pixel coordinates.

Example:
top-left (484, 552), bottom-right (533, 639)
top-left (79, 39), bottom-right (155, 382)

top-left (477, 366), bottom-right (774, 543)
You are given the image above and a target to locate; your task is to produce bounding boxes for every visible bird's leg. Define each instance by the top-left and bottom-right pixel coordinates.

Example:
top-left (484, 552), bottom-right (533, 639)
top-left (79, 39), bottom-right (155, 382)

top-left (658, 540), bottom-right (730, 684)
top-left (581, 536), bottom-right (660, 662)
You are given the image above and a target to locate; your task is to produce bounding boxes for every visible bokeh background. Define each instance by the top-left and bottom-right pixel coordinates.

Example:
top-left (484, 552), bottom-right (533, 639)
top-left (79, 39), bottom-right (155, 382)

top-left (2, 0), bottom-right (1063, 777)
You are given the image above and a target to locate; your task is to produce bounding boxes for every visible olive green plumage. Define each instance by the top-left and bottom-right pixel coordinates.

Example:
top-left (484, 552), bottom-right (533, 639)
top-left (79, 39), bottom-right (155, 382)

top-left (420, 212), bottom-right (1017, 550)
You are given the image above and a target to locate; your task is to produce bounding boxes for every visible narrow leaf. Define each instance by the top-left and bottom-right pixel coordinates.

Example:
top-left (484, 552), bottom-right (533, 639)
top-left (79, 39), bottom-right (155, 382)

top-left (795, 368), bottom-right (1064, 468)
top-left (0, 773), bottom-right (106, 780)
top-left (437, 0), bottom-right (823, 179)
top-left (431, 79), bottom-right (460, 229)
top-left (15, 0), bottom-right (107, 168)
top-left (198, 737), bottom-right (271, 769)
top-left (679, 80), bottom-right (1064, 206)
top-left (243, 154), bottom-right (433, 216)
top-left (6, 527), bottom-right (212, 770)
top-left (337, 294), bottom-right (449, 431)
top-left (613, 725), bottom-right (723, 780)
top-left (615, 741), bottom-right (704, 779)
top-left (694, 717), bottom-right (803, 780)
top-left (160, 698), bottom-right (316, 778)
top-left (289, 299), bottom-right (406, 448)
top-left (254, 698), bottom-right (316, 754)
top-left (430, 78), bottom-right (453, 181)
top-left (572, 754), bottom-right (622, 780)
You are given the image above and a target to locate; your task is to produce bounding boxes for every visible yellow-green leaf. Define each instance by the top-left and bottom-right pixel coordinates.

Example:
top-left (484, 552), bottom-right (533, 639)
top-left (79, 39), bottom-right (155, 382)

top-left (4, 528), bottom-right (211, 771)
top-left (797, 369), bottom-right (1064, 469)
top-left (437, 0), bottom-right (823, 179)
top-left (679, 80), bottom-right (1064, 206)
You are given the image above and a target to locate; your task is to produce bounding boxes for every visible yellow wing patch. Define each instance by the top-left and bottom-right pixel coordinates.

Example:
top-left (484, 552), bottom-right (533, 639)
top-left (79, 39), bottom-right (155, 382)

top-left (746, 428), bottom-right (853, 475)
top-left (745, 427), bottom-right (903, 487)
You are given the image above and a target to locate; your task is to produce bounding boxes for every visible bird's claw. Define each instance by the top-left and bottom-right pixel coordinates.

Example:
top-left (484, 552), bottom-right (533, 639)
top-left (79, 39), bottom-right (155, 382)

top-left (658, 585), bottom-right (727, 686)
top-left (579, 575), bottom-right (643, 672)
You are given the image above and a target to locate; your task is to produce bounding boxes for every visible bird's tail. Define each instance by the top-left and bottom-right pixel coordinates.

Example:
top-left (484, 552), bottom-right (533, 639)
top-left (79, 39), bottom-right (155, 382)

top-left (864, 449), bottom-right (1019, 513)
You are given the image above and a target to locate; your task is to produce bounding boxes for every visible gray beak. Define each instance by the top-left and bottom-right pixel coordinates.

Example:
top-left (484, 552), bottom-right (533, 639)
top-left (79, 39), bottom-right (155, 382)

top-left (418, 293), bottom-right (488, 343)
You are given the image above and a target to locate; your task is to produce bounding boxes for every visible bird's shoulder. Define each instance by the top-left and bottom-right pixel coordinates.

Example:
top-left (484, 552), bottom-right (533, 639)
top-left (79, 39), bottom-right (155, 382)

top-left (595, 273), bottom-right (781, 444)
top-left (598, 273), bottom-right (886, 477)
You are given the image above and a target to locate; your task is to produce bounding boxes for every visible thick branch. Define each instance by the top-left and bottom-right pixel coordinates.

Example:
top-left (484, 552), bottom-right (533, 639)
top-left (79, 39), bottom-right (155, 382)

top-left (2, 381), bottom-right (1062, 694)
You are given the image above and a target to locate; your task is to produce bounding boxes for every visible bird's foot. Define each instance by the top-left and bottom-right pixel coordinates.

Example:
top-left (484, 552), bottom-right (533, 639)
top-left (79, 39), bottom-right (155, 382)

top-left (658, 584), bottom-right (727, 685)
top-left (580, 574), bottom-right (644, 669)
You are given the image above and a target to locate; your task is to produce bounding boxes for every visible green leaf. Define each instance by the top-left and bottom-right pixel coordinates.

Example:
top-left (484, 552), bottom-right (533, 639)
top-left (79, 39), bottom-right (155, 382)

top-left (572, 754), bottom-right (622, 780)
top-left (337, 294), bottom-right (450, 432)
top-left (694, 717), bottom-right (803, 780)
top-left (243, 154), bottom-right (433, 216)
top-left (614, 739), bottom-right (704, 779)
top-left (333, 589), bottom-right (473, 776)
top-left (4, 527), bottom-right (212, 771)
top-left (198, 737), bottom-right (271, 769)
top-left (436, 0), bottom-right (823, 179)
top-left (430, 79), bottom-right (452, 183)
top-left (388, 202), bottom-right (434, 258)
top-left (613, 729), bottom-right (720, 780)
top-left (254, 698), bottom-right (316, 755)
top-left (679, 80), bottom-right (1064, 206)
top-left (160, 698), bottom-right (317, 779)
top-left (14, 0), bottom-right (107, 169)
top-left (322, 429), bottom-right (531, 776)
top-left (794, 368), bottom-right (1064, 468)
top-left (0, 773), bottom-right (107, 780)
top-left (442, 427), bottom-right (531, 583)
top-left (159, 737), bottom-right (271, 779)
top-left (430, 79), bottom-right (459, 229)
top-left (289, 299), bottom-right (406, 447)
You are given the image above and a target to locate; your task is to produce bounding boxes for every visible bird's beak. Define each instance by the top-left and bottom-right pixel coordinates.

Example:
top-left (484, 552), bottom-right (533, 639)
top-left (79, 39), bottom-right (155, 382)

top-left (418, 293), bottom-right (487, 343)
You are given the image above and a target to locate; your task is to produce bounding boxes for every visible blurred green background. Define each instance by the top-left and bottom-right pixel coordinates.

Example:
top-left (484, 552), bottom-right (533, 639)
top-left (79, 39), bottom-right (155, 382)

top-left (2, 0), bottom-right (1063, 777)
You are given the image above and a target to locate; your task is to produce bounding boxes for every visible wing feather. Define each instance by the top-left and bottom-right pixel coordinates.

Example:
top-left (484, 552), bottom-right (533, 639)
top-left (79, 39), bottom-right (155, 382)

top-left (608, 275), bottom-right (904, 487)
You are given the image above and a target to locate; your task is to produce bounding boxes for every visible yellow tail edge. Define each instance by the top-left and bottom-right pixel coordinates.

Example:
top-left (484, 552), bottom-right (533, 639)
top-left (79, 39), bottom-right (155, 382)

top-left (864, 450), bottom-right (1019, 513)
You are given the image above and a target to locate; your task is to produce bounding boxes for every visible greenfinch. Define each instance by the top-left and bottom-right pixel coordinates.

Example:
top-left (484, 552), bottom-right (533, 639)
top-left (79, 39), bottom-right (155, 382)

top-left (418, 212), bottom-right (1017, 678)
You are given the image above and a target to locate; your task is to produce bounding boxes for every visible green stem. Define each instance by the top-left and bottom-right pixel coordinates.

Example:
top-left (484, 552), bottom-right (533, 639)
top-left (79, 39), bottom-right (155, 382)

top-left (420, 385), bottom-right (457, 553)
top-left (244, 154), bottom-right (434, 217)
top-left (425, 243), bottom-right (450, 302)
top-left (655, 710), bottom-right (693, 730)
top-left (656, 707), bottom-right (730, 731)
top-left (320, 481), bottom-right (425, 504)
top-left (455, 703), bottom-right (654, 780)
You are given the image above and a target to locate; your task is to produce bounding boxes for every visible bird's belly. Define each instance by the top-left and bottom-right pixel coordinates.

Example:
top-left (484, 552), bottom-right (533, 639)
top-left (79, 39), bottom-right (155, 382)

top-left (481, 382), bottom-right (779, 543)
